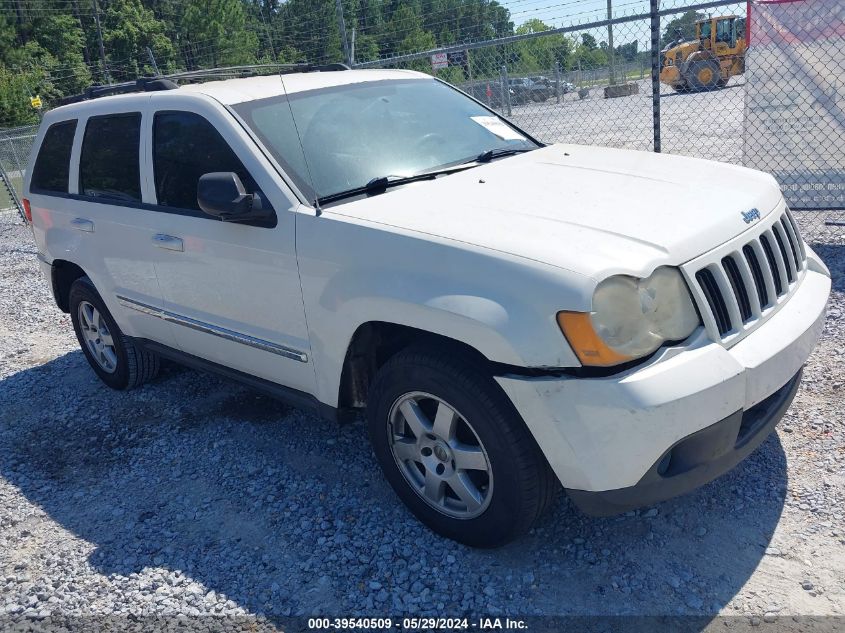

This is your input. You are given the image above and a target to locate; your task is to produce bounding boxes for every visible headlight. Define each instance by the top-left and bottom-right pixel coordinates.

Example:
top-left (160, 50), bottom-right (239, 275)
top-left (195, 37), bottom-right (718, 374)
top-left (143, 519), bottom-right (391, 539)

top-left (557, 266), bottom-right (700, 367)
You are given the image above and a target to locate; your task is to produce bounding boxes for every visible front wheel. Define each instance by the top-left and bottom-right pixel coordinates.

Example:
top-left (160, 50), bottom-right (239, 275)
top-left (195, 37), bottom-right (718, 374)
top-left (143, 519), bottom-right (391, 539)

top-left (367, 346), bottom-right (558, 547)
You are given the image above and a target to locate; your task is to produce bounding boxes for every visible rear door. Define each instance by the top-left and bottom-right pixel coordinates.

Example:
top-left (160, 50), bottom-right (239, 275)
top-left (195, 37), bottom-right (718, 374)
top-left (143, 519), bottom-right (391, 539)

top-left (29, 102), bottom-right (176, 347)
top-left (142, 94), bottom-right (315, 395)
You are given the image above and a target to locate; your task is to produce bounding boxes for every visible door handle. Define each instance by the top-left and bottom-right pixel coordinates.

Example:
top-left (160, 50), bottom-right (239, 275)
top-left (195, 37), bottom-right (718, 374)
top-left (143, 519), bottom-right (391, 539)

top-left (152, 234), bottom-right (184, 252)
top-left (70, 217), bottom-right (94, 232)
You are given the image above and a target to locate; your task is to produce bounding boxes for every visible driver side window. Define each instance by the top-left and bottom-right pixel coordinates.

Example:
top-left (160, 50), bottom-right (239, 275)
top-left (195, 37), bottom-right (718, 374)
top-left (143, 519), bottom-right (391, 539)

top-left (153, 111), bottom-right (257, 212)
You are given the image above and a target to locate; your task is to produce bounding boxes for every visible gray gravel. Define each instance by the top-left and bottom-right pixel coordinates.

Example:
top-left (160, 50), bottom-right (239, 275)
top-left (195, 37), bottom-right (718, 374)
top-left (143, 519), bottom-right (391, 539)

top-left (1, 209), bottom-right (844, 623)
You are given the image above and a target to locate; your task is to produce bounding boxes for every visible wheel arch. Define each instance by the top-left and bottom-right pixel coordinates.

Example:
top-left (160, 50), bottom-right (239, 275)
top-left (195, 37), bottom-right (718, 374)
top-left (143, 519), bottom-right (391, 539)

top-left (50, 259), bottom-right (88, 313)
top-left (336, 321), bottom-right (494, 412)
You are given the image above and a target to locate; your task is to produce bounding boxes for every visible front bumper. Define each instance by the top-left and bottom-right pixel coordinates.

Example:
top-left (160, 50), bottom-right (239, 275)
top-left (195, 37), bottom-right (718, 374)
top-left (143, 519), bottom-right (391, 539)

top-left (566, 369), bottom-right (801, 515)
top-left (495, 265), bottom-right (830, 512)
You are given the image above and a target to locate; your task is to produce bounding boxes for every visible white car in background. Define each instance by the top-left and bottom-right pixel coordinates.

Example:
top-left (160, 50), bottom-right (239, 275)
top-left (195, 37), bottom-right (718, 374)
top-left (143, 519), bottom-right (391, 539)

top-left (23, 67), bottom-right (830, 547)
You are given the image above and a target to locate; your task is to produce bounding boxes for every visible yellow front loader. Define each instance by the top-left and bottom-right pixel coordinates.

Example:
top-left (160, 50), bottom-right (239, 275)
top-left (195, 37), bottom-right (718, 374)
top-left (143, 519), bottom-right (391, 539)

top-left (660, 15), bottom-right (746, 92)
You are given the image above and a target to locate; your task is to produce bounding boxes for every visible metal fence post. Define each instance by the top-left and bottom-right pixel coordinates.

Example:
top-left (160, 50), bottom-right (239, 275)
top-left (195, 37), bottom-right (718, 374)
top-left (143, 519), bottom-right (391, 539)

top-left (649, 0), bottom-right (661, 153)
top-left (500, 65), bottom-right (512, 116)
top-left (555, 62), bottom-right (562, 103)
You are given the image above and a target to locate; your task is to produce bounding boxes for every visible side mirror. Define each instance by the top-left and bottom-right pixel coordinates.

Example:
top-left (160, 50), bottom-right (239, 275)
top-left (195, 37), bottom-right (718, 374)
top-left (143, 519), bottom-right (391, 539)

top-left (197, 172), bottom-right (275, 226)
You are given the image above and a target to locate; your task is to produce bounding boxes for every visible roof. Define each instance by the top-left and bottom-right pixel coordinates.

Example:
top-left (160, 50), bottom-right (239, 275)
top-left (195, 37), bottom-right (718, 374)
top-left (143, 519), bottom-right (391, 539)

top-left (177, 68), bottom-right (428, 105)
top-left (45, 69), bottom-right (432, 121)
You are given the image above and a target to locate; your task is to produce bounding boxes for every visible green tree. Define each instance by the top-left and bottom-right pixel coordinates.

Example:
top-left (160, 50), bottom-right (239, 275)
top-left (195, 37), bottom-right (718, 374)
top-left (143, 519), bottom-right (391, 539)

top-left (0, 65), bottom-right (46, 127)
top-left (182, 0), bottom-right (259, 68)
top-left (30, 14), bottom-right (91, 95)
top-left (580, 32), bottom-right (598, 51)
top-left (102, 0), bottom-right (176, 79)
top-left (514, 18), bottom-right (571, 73)
top-left (661, 10), bottom-right (704, 48)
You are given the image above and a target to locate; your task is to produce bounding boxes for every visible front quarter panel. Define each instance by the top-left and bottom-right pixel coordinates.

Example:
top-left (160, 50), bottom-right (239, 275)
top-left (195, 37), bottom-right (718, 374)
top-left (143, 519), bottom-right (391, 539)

top-left (296, 208), bottom-right (593, 407)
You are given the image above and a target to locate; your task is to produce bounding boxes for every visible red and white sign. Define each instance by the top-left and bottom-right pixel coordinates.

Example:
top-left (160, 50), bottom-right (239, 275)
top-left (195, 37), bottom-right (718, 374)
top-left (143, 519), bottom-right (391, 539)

top-left (431, 53), bottom-right (448, 70)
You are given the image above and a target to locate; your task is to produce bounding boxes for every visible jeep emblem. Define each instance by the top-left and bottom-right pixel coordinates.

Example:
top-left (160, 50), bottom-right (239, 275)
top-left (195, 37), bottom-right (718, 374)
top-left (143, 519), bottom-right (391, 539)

top-left (741, 208), bottom-right (761, 224)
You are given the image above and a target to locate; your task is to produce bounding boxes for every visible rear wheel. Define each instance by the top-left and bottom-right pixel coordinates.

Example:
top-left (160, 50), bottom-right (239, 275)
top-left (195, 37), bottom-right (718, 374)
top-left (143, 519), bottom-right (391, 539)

top-left (685, 59), bottom-right (721, 92)
top-left (367, 346), bottom-right (558, 547)
top-left (69, 277), bottom-right (159, 390)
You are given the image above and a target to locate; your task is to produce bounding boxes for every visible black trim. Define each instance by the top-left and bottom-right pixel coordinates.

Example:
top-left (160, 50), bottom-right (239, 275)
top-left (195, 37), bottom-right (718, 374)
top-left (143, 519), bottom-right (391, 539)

top-left (566, 369), bottom-right (802, 516)
top-left (28, 190), bottom-right (276, 226)
top-left (132, 338), bottom-right (346, 423)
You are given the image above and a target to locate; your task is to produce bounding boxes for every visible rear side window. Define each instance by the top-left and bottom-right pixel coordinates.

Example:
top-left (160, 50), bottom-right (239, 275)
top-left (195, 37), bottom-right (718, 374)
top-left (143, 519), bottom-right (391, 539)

top-left (153, 111), bottom-right (257, 212)
top-left (31, 120), bottom-right (77, 194)
top-left (79, 113), bottom-right (142, 202)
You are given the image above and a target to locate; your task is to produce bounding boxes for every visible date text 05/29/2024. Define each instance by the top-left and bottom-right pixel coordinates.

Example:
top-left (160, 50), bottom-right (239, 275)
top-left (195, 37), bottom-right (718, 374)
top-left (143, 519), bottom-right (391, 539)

top-left (307, 617), bottom-right (529, 630)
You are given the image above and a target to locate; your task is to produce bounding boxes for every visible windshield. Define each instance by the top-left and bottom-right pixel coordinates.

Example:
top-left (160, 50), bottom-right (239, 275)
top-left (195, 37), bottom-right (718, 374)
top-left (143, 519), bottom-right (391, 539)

top-left (233, 78), bottom-right (538, 202)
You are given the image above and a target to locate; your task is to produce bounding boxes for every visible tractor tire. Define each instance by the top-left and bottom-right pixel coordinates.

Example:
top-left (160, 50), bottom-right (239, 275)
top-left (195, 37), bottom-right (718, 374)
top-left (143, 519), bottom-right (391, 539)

top-left (685, 59), bottom-right (721, 92)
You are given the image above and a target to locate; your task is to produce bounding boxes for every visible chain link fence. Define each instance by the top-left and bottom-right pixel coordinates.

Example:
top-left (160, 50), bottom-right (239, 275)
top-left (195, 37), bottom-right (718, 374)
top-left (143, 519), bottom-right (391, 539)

top-left (2, 0), bottom-right (843, 245)
top-left (0, 124), bottom-right (37, 221)
top-left (357, 0), bottom-right (845, 245)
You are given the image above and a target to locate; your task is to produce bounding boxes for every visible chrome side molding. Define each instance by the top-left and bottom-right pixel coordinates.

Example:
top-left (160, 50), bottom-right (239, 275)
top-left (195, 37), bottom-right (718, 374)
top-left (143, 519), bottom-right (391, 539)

top-left (116, 295), bottom-right (308, 363)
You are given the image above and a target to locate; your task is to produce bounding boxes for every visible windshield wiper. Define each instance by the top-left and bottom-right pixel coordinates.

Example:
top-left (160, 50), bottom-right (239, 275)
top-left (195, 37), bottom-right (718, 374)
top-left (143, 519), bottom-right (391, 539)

top-left (475, 147), bottom-right (535, 163)
top-left (316, 164), bottom-right (476, 206)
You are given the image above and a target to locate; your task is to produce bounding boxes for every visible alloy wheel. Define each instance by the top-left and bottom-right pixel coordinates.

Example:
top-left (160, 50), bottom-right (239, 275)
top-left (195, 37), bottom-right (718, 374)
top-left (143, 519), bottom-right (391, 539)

top-left (387, 391), bottom-right (493, 519)
top-left (78, 301), bottom-right (118, 373)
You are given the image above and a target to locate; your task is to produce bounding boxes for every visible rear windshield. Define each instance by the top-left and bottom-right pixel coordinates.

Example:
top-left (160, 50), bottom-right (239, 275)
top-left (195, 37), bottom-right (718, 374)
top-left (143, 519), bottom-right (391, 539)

top-left (31, 120), bottom-right (77, 194)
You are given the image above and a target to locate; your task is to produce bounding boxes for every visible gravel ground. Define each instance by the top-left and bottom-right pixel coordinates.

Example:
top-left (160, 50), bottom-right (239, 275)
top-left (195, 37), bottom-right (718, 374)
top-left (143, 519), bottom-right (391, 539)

top-left (1, 209), bottom-right (844, 626)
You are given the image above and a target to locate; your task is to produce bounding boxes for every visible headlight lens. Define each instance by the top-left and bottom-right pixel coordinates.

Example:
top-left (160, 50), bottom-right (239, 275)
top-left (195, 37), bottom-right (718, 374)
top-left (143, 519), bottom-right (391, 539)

top-left (558, 266), bottom-right (700, 367)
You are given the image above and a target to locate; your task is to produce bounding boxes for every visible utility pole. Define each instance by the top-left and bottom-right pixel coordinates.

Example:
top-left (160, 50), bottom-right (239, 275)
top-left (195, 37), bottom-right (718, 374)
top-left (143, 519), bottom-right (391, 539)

top-left (146, 47), bottom-right (160, 76)
top-left (91, 0), bottom-right (111, 84)
top-left (607, 0), bottom-right (616, 85)
top-left (335, 0), bottom-right (352, 66)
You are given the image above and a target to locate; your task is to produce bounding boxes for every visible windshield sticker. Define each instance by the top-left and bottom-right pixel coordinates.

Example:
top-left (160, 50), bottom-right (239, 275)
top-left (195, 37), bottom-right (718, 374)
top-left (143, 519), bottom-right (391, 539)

top-left (470, 116), bottom-right (526, 141)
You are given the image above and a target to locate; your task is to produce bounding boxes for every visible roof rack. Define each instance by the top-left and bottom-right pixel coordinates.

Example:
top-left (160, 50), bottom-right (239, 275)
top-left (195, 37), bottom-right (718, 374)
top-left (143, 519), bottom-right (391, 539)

top-left (59, 62), bottom-right (351, 105)
top-left (60, 77), bottom-right (179, 105)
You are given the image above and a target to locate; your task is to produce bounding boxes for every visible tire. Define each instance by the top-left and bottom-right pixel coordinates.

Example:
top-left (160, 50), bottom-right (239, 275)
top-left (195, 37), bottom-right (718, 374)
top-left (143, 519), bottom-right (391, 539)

top-left (685, 58), bottom-right (721, 92)
top-left (69, 277), bottom-right (159, 390)
top-left (367, 346), bottom-right (558, 547)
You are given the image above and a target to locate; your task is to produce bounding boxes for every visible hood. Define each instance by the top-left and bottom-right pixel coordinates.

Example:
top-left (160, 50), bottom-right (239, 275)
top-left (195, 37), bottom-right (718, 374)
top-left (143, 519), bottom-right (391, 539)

top-left (326, 144), bottom-right (784, 280)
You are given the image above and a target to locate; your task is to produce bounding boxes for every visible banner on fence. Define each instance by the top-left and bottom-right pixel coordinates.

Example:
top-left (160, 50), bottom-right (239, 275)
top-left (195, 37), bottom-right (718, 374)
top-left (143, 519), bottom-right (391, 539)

top-left (744, 0), bottom-right (845, 209)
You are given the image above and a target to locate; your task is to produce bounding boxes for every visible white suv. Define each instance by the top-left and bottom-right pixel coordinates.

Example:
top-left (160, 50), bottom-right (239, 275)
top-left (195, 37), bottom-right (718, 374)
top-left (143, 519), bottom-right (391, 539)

top-left (23, 67), bottom-right (830, 547)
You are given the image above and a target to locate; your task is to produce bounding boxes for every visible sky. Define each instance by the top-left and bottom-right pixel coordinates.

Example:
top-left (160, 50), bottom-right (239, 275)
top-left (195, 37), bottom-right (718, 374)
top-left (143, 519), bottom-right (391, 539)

top-left (497, 1), bottom-right (747, 51)
top-left (499, 0), bottom-right (655, 49)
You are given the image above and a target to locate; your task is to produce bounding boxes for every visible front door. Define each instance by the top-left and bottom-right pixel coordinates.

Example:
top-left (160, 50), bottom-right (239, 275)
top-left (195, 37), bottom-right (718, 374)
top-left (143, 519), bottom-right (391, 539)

top-left (142, 99), bottom-right (315, 396)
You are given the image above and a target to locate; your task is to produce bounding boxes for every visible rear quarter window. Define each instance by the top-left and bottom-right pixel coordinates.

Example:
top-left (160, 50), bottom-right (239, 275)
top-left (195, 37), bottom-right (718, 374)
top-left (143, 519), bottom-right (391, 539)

top-left (79, 113), bottom-right (142, 203)
top-left (30, 120), bottom-right (77, 194)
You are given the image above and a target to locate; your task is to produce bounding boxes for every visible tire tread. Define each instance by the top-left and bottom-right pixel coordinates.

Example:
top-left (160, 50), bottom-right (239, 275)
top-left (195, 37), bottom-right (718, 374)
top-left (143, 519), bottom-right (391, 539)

top-left (368, 344), bottom-right (558, 546)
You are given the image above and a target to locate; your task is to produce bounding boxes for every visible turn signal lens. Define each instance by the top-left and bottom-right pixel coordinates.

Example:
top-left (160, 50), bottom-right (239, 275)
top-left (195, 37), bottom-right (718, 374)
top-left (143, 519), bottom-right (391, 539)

top-left (556, 311), bottom-right (633, 367)
top-left (22, 198), bottom-right (32, 223)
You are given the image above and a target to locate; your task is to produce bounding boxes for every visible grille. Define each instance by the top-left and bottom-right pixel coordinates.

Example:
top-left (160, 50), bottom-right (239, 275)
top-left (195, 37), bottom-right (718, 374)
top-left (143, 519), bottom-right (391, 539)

top-left (690, 211), bottom-right (807, 341)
